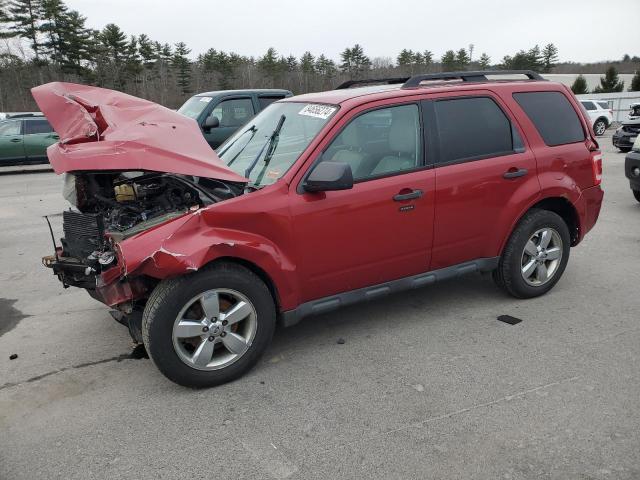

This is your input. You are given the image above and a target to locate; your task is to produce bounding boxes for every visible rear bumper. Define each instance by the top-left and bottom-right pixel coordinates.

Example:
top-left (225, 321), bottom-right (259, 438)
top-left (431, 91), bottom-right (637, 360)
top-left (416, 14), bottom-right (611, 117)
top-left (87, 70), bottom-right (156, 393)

top-left (613, 131), bottom-right (637, 149)
top-left (576, 185), bottom-right (604, 243)
top-left (625, 151), bottom-right (640, 191)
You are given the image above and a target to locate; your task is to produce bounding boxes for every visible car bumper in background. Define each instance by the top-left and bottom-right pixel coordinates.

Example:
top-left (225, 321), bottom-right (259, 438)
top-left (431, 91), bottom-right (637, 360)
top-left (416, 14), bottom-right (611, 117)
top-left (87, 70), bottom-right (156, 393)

top-left (625, 151), bottom-right (640, 191)
top-left (613, 131), bottom-right (638, 149)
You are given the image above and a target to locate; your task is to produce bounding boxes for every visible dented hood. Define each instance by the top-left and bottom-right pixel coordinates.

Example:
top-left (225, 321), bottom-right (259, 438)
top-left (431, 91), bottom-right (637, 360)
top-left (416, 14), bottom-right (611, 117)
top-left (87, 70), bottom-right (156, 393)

top-left (31, 82), bottom-right (247, 182)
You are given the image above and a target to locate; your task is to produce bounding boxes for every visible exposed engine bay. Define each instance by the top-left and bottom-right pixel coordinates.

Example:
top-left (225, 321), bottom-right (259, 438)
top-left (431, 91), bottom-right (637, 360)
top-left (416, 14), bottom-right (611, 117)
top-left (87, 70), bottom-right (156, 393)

top-left (44, 171), bottom-right (244, 289)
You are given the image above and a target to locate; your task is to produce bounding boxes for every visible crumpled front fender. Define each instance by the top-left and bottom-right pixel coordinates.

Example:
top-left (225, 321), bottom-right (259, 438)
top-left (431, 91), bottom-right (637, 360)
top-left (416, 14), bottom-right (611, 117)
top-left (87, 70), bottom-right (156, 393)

top-left (116, 209), bottom-right (297, 309)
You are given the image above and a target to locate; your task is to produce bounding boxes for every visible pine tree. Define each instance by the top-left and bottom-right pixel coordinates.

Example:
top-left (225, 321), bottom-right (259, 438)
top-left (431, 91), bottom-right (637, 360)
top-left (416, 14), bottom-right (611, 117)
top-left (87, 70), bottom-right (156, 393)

top-left (421, 50), bottom-right (433, 68)
top-left (441, 50), bottom-right (457, 70)
top-left (527, 45), bottom-right (543, 71)
top-left (9, 0), bottom-right (43, 62)
top-left (137, 33), bottom-right (156, 69)
top-left (630, 71), bottom-right (640, 92)
top-left (300, 51), bottom-right (315, 74)
top-left (340, 44), bottom-right (370, 78)
top-left (285, 54), bottom-right (297, 72)
top-left (99, 23), bottom-right (127, 63)
top-left (39, 0), bottom-right (67, 63)
top-left (1, 0), bottom-right (14, 38)
top-left (172, 41), bottom-right (191, 96)
top-left (478, 53), bottom-right (491, 69)
top-left (541, 43), bottom-right (558, 73)
top-left (570, 74), bottom-right (589, 95)
top-left (593, 66), bottom-right (624, 93)
top-left (60, 10), bottom-right (95, 74)
top-left (456, 48), bottom-right (470, 70)
top-left (315, 54), bottom-right (336, 78)
top-left (397, 49), bottom-right (414, 67)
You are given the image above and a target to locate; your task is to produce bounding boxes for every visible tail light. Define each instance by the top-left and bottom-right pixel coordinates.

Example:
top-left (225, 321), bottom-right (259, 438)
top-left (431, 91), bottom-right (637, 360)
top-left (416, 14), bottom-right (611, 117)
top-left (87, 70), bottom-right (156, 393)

top-left (591, 151), bottom-right (602, 186)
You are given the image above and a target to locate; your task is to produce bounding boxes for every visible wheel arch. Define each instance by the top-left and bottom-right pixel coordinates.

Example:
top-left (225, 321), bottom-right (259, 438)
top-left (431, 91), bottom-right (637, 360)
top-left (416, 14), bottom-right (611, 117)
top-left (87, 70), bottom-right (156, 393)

top-left (207, 256), bottom-right (282, 312)
top-left (499, 196), bottom-right (581, 256)
top-left (594, 116), bottom-right (609, 127)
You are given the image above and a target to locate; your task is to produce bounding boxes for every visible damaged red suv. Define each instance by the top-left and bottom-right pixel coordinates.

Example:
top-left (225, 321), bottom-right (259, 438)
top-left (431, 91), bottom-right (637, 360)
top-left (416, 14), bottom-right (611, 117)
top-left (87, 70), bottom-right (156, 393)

top-left (36, 71), bottom-right (604, 388)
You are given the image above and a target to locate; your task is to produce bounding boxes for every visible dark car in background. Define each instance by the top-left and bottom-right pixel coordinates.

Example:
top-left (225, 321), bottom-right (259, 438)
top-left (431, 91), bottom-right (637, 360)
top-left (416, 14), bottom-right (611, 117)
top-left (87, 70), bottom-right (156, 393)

top-left (613, 119), bottom-right (640, 153)
top-left (0, 115), bottom-right (58, 165)
top-left (177, 89), bottom-right (292, 149)
top-left (624, 137), bottom-right (640, 202)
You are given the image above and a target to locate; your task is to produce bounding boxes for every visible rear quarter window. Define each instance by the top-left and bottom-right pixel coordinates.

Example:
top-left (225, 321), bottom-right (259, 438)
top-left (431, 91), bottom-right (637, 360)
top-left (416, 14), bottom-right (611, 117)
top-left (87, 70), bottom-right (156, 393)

top-left (514, 91), bottom-right (585, 146)
top-left (434, 96), bottom-right (522, 164)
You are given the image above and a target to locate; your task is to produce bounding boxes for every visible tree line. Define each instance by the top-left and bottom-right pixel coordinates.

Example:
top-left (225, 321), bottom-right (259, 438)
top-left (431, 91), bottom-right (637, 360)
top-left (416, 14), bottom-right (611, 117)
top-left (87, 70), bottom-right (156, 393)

top-left (571, 66), bottom-right (640, 95)
top-left (1, 0), bottom-right (639, 112)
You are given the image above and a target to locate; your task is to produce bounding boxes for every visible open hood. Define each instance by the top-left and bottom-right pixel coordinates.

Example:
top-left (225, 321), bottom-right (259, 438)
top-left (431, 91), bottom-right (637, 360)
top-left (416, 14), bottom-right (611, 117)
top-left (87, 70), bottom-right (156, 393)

top-left (31, 82), bottom-right (248, 183)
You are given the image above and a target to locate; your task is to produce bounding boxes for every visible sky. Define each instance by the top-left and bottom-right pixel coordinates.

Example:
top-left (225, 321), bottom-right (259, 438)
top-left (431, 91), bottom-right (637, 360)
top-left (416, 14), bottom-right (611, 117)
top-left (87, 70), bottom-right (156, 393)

top-left (64, 0), bottom-right (639, 64)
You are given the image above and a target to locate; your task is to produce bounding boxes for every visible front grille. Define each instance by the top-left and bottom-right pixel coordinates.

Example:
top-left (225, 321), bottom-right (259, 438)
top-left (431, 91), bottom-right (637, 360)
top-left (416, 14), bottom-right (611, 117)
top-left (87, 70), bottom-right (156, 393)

top-left (62, 210), bottom-right (104, 259)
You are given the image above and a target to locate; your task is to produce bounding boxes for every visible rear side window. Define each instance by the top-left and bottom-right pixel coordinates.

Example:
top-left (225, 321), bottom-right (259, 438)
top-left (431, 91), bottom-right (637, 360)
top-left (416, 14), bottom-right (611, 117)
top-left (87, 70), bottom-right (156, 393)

top-left (597, 101), bottom-right (610, 110)
top-left (434, 97), bottom-right (520, 164)
top-left (581, 101), bottom-right (596, 111)
top-left (25, 119), bottom-right (53, 134)
top-left (258, 96), bottom-right (286, 110)
top-left (514, 92), bottom-right (585, 146)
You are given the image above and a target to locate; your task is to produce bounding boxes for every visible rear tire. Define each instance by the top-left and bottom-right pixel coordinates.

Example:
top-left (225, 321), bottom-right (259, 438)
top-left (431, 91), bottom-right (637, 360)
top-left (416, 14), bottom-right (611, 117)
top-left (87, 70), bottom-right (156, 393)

top-left (142, 262), bottom-right (276, 388)
top-left (634, 190), bottom-right (640, 203)
top-left (593, 119), bottom-right (607, 136)
top-left (493, 209), bottom-right (571, 299)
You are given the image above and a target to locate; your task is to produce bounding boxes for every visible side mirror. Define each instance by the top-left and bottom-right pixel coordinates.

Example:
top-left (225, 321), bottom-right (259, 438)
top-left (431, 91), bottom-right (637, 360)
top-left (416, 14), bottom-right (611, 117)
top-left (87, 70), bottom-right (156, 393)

top-left (303, 162), bottom-right (353, 192)
top-left (203, 116), bottom-right (220, 131)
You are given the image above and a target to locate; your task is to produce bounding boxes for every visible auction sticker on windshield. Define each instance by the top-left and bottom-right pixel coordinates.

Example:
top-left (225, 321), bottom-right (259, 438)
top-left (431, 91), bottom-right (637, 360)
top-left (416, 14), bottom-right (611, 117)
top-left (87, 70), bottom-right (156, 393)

top-left (298, 104), bottom-right (336, 120)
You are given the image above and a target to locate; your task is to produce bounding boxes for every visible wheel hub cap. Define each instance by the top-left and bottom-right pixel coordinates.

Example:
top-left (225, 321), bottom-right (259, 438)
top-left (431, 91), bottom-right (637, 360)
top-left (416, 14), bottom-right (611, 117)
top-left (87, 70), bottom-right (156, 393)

top-left (520, 228), bottom-right (563, 286)
top-left (171, 289), bottom-right (257, 371)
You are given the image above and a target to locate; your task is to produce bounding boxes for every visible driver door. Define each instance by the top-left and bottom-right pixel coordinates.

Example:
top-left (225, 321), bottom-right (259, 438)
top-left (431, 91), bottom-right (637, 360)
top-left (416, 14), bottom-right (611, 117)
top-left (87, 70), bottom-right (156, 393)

top-left (289, 102), bottom-right (435, 303)
top-left (0, 119), bottom-right (25, 164)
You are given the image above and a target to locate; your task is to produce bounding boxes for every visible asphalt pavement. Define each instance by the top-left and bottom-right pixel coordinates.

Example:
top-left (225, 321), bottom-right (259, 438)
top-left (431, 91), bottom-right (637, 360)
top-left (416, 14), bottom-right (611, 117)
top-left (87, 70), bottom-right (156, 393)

top-left (0, 133), bottom-right (638, 479)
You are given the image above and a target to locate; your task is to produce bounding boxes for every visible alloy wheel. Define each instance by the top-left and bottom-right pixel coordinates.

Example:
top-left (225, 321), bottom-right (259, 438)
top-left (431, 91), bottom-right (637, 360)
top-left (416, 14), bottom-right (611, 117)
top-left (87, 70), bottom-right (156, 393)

top-left (172, 289), bottom-right (257, 371)
top-left (520, 228), bottom-right (563, 286)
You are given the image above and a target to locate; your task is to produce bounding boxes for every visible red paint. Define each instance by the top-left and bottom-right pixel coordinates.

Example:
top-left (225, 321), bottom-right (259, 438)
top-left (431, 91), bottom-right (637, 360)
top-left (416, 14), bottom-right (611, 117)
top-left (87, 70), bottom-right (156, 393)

top-left (31, 82), bottom-right (247, 182)
top-left (38, 80), bottom-right (603, 313)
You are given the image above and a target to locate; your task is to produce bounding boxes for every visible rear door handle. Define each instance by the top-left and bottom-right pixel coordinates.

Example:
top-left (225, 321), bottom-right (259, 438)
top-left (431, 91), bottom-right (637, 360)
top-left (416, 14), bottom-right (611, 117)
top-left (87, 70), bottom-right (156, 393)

top-left (10, 138), bottom-right (21, 143)
top-left (393, 189), bottom-right (423, 201)
top-left (503, 168), bottom-right (528, 179)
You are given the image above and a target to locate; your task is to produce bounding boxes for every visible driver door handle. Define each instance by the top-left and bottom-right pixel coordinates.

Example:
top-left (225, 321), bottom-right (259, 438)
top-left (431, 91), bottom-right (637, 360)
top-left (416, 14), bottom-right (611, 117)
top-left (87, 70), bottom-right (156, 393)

top-left (393, 189), bottom-right (423, 201)
top-left (10, 138), bottom-right (21, 143)
top-left (503, 168), bottom-right (528, 179)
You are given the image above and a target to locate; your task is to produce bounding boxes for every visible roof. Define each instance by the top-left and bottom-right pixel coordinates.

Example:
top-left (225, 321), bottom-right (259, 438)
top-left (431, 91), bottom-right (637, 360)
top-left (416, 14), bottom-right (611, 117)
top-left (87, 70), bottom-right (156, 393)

top-left (194, 89), bottom-right (292, 97)
top-left (282, 79), bottom-right (557, 107)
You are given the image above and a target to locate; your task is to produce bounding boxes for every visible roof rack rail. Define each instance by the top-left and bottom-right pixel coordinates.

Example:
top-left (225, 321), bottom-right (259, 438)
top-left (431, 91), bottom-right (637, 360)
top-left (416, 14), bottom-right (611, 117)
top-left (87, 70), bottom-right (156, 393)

top-left (335, 77), bottom-right (410, 90)
top-left (402, 70), bottom-right (545, 88)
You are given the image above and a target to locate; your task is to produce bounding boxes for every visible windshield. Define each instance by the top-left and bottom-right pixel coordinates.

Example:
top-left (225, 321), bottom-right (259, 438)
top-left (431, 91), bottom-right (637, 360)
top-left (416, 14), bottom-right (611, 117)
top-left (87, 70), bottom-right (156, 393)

top-left (177, 96), bottom-right (213, 120)
top-left (217, 102), bottom-right (337, 187)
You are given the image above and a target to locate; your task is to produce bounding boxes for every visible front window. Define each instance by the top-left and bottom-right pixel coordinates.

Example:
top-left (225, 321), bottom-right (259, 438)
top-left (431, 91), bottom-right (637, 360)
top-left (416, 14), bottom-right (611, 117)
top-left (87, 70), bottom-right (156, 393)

top-left (207, 98), bottom-right (254, 128)
top-left (0, 120), bottom-right (21, 136)
top-left (177, 96), bottom-right (213, 120)
top-left (217, 102), bottom-right (337, 187)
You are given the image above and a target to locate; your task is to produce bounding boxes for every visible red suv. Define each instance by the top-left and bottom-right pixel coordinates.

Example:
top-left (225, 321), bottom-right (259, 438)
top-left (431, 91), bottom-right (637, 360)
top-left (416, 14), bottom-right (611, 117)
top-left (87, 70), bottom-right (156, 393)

top-left (36, 72), bottom-right (604, 388)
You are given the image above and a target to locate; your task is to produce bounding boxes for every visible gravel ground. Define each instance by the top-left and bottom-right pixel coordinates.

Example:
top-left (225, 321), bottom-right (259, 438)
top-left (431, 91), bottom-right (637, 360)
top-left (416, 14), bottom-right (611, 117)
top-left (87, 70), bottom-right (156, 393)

top-left (0, 132), bottom-right (638, 479)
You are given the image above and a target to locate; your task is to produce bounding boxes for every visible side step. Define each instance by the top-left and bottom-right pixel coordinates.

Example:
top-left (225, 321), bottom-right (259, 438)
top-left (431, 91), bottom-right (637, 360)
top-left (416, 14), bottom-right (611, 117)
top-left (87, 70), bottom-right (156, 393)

top-left (280, 257), bottom-right (499, 327)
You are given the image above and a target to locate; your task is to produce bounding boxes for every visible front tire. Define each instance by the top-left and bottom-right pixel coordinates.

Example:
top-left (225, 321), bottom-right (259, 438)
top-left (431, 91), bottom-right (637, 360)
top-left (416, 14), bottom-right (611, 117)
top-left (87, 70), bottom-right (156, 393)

top-left (142, 262), bottom-right (276, 388)
top-left (493, 209), bottom-right (570, 299)
top-left (593, 119), bottom-right (607, 136)
top-left (634, 190), bottom-right (640, 203)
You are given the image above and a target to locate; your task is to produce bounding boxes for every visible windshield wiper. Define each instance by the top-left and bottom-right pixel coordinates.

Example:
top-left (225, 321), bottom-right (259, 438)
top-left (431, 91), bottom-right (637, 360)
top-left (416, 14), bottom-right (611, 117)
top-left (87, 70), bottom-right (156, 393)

top-left (218, 125), bottom-right (256, 160)
top-left (244, 114), bottom-right (286, 180)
